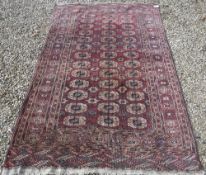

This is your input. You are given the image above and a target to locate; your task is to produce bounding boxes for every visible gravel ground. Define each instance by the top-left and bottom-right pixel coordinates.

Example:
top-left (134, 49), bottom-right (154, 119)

top-left (0, 0), bottom-right (206, 170)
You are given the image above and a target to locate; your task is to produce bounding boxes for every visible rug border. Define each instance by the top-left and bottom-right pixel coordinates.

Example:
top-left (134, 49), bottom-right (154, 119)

top-left (1, 5), bottom-right (59, 167)
top-left (157, 5), bottom-right (203, 170)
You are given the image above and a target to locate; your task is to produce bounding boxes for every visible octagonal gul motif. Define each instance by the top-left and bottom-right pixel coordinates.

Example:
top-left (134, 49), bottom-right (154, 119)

top-left (126, 103), bottom-right (146, 115)
top-left (100, 44), bottom-right (117, 51)
top-left (98, 90), bottom-right (119, 101)
top-left (77, 36), bottom-right (93, 43)
top-left (74, 51), bottom-right (91, 60)
top-left (99, 60), bottom-right (118, 68)
top-left (122, 30), bottom-right (136, 36)
top-left (79, 23), bottom-right (94, 29)
top-left (99, 69), bottom-right (118, 78)
top-left (65, 103), bottom-right (87, 114)
top-left (67, 90), bottom-right (88, 100)
top-left (128, 117), bottom-right (148, 129)
top-left (98, 102), bottom-right (119, 113)
top-left (102, 23), bottom-right (116, 29)
top-left (123, 51), bottom-right (140, 59)
top-left (121, 23), bottom-right (135, 30)
top-left (73, 61), bottom-right (91, 68)
top-left (97, 115), bottom-right (119, 127)
top-left (71, 69), bottom-right (90, 78)
top-left (126, 91), bottom-right (145, 101)
top-left (124, 60), bottom-right (140, 68)
top-left (76, 43), bottom-right (92, 50)
top-left (98, 80), bottom-right (119, 89)
top-left (70, 79), bottom-right (89, 89)
top-left (100, 51), bottom-right (117, 59)
top-left (101, 30), bottom-right (116, 36)
top-left (101, 37), bottom-right (116, 43)
top-left (126, 70), bottom-right (141, 78)
top-left (126, 80), bottom-right (143, 89)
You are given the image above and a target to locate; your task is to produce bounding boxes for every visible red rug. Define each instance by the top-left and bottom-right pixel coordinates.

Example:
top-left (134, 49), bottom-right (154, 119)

top-left (1, 3), bottom-right (203, 175)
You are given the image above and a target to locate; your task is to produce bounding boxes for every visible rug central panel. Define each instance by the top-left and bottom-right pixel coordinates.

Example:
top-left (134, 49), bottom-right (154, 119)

top-left (58, 10), bottom-right (151, 131)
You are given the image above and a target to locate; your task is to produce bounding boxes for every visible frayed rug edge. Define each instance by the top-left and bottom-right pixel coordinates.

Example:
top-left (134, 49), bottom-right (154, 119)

top-left (1, 167), bottom-right (205, 175)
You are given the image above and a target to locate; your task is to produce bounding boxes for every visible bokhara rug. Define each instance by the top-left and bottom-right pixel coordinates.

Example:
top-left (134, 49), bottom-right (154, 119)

top-left (1, 3), bottom-right (203, 175)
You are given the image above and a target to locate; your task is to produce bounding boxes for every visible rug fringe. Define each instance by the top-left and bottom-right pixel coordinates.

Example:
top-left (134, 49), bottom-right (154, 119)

top-left (1, 167), bottom-right (205, 175)
top-left (55, 0), bottom-right (159, 6)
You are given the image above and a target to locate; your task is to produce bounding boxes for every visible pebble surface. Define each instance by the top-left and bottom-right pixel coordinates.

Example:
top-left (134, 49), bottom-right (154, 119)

top-left (0, 0), bottom-right (206, 170)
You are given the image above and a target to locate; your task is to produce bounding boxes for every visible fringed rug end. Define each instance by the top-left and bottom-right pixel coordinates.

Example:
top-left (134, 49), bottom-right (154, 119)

top-left (1, 168), bottom-right (205, 175)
